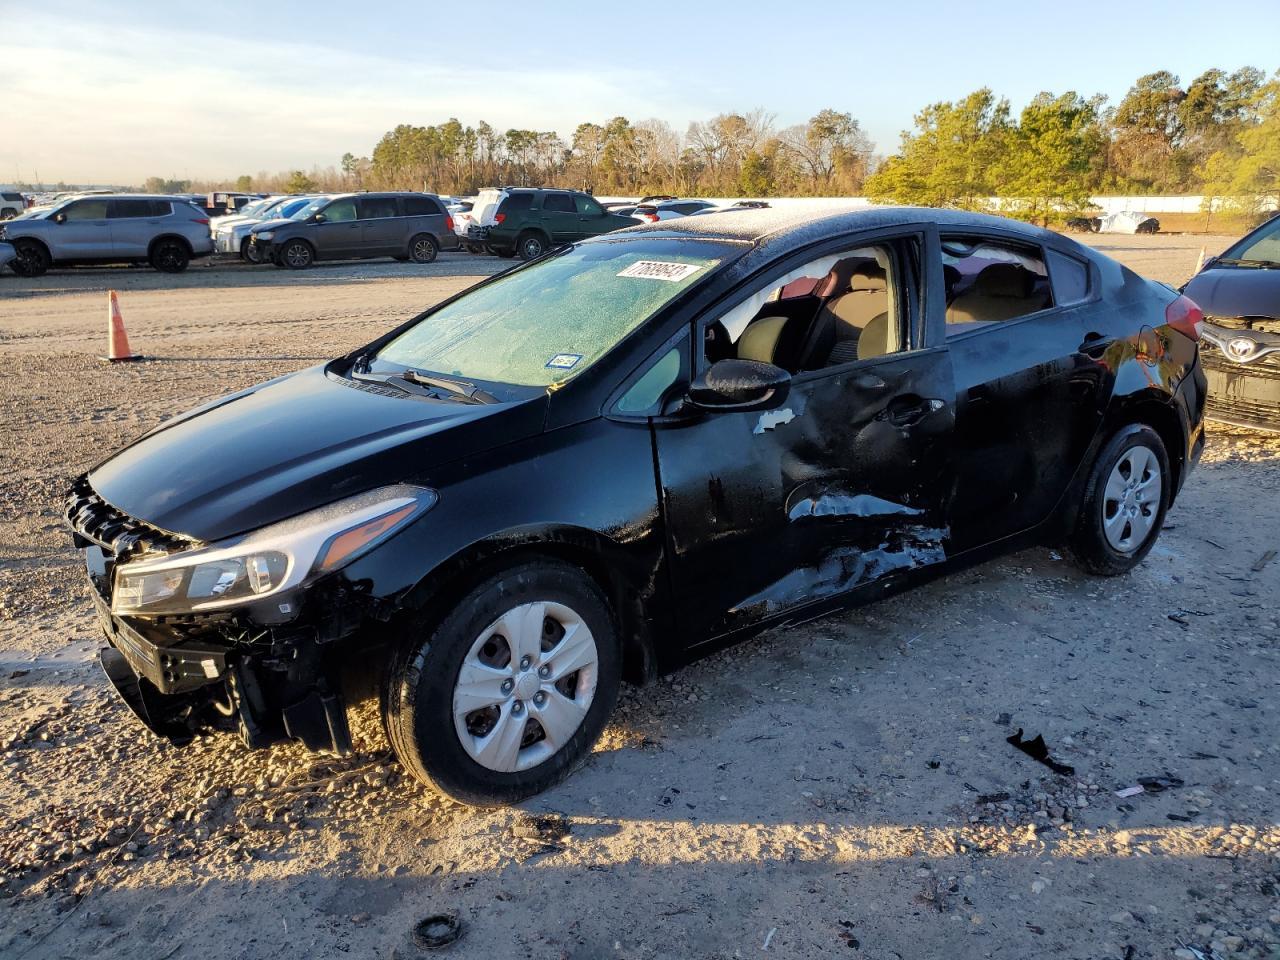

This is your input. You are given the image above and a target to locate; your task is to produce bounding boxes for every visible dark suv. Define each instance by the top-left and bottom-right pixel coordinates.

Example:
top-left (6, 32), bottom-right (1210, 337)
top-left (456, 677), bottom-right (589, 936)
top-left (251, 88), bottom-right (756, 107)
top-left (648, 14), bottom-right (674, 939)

top-left (249, 192), bottom-right (459, 269)
top-left (472, 188), bottom-right (636, 260)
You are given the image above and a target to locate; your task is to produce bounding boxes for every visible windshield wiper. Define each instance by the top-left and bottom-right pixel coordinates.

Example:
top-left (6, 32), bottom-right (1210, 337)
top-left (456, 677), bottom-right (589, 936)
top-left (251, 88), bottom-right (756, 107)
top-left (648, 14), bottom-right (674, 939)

top-left (1214, 257), bottom-right (1280, 268)
top-left (402, 369), bottom-right (499, 404)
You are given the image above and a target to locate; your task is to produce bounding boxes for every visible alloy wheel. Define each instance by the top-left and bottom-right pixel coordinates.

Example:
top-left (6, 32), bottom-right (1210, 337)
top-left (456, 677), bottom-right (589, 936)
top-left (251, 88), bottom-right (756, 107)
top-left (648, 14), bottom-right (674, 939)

top-left (284, 242), bottom-right (312, 268)
top-left (452, 600), bottom-right (599, 773)
top-left (1101, 445), bottom-right (1162, 552)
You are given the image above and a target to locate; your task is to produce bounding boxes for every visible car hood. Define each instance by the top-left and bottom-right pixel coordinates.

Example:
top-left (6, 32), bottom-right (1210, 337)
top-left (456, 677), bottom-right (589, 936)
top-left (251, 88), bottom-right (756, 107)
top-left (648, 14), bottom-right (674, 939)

top-left (88, 364), bottom-right (546, 543)
top-left (237, 216), bottom-right (291, 236)
top-left (1184, 266), bottom-right (1280, 319)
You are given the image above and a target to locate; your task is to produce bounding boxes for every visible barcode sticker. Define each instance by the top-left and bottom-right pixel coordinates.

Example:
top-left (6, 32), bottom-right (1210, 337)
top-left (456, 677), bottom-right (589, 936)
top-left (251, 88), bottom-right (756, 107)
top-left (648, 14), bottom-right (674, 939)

top-left (616, 260), bottom-right (703, 282)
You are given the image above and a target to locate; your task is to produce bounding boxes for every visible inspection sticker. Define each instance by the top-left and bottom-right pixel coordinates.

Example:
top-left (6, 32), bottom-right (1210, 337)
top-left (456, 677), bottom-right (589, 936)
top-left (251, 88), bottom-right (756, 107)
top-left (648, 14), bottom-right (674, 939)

top-left (616, 260), bottom-right (702, 282)
top-left (546, 353), bottom-right (583, 369)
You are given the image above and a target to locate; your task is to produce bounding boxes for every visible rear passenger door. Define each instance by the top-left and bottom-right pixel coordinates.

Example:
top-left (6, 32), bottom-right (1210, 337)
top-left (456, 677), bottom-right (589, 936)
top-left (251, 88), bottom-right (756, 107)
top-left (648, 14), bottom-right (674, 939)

top-left (357, 196), bottom-right (404, 257)
top-left (539, 192), bottom-right (580, 244)
top-left (939, 233), bottom-right (1104, 552)
top-left (313, 198), bottom-right (361, 259)
top-left (107, 198), bottom-right (163, 259)
top-left (54, 198), bottom-right (111, 258)
top-left (402, 195), bottom-right (446, 247)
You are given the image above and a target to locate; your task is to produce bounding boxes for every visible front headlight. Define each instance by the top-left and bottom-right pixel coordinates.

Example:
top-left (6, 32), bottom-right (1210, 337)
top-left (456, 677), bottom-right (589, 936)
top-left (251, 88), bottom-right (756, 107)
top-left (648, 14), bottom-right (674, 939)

top-left (111, 484), bottom-right (436, 616)
top-left (256, 231), bottom-right (274, 241)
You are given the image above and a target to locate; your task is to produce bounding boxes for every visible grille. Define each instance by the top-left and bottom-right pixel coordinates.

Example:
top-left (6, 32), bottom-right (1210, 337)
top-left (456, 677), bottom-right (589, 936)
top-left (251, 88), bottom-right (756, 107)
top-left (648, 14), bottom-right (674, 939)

top-left (64, 475), bottom-right (199, 561)
top-left (1207, 394), bottom-right (1280, 427)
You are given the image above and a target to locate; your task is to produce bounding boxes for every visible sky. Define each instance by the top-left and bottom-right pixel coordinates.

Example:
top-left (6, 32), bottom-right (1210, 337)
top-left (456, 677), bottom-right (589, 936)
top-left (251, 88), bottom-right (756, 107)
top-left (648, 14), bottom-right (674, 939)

top-left (2, 0), bottom-right (1278, 186)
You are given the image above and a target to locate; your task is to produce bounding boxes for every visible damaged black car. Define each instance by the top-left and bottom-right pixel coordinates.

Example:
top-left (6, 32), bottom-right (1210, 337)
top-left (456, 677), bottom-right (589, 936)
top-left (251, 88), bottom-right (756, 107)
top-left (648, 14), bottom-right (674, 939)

top-left (67, 207), bottom-right (1207, 804)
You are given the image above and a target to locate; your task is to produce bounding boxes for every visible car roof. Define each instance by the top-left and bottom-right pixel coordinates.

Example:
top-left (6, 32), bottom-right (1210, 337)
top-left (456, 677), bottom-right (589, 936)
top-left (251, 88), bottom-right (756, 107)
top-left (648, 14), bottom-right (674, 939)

top-left (613, 204), bottom-right (1068, 250)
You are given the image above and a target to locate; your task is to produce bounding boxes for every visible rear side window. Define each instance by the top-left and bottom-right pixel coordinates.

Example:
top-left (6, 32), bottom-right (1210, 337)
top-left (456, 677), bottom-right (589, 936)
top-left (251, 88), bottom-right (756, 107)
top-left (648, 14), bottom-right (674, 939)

top-left (497, 193), bottom-right (533, 215)
top-left (1046, 249), bottom-right (1090, 305)
top-left (358, 197), bottom-right (400, 219)
top-left (108, 199), bottom-right (156, 218)
top-left (541, 193), bottom-right (575, 213)
top-left (403, 196), bottom-right (443, 216)
top-left (2, 192), bottom-right (22, 201)
top-left (942, 237), bottom-right (1053, 335)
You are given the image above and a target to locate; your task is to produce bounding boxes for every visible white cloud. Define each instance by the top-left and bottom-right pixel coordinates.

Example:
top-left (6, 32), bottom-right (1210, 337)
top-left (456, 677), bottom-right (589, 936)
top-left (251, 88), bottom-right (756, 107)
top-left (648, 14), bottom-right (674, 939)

top-left (0, 15), bottom-right (703, 184)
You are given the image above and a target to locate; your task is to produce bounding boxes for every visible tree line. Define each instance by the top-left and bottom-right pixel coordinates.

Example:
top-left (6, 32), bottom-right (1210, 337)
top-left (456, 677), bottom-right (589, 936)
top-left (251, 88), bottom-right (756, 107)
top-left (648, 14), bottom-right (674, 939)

top-left (121, 66), bottom-right (1277, 223)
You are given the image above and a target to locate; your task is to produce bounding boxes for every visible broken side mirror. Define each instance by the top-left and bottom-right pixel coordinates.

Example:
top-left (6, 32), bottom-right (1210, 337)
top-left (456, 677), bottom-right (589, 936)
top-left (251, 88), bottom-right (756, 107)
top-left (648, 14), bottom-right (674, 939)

top-left (687, 358), bottom-right (791, 412)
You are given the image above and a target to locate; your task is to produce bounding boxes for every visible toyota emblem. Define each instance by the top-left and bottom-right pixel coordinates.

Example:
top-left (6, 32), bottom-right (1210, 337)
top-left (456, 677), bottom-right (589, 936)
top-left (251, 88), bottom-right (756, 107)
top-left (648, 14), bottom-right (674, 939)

top-left (1226, 337), bottom-right (1257, 361)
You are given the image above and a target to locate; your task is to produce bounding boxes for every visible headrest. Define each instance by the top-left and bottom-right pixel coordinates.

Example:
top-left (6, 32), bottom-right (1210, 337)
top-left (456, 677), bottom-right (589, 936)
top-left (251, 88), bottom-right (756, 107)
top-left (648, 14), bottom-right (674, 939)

top-left (974, 262), bottom-right (1033, 298)
top-left (848, 266), bottom-right (887, 293)
top-left (817, 257), bottom-right (880, 297)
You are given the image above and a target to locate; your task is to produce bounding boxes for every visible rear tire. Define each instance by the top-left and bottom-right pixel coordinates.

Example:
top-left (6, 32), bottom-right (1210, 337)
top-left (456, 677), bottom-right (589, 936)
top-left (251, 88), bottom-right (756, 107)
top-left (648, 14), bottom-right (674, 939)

top-left (10, 239), bottom-right (50, 277)
top-left (382, 559), bottom-right (621, 806)
top-left (1068, 424), bottom-right (1170, 576)
top-left (149, 238), bottom-right (190, 273)
top-left (516, 231), bottom-right (548, 261)
top-left (408, 233), bottom-right (438, 264)
top-left (280, 239), bottom-right (314, 270)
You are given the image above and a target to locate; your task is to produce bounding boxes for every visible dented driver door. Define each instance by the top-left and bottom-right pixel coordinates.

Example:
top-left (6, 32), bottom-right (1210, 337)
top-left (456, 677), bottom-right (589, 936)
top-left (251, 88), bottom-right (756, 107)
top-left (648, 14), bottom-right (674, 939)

top-left (655, 347), bottom-right (956, 647)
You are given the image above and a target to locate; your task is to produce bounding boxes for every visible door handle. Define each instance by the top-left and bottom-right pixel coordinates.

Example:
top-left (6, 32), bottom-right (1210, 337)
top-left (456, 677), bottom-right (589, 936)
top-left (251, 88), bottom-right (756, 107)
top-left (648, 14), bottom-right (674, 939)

top-left (884, 396), bottom-right (942, 427)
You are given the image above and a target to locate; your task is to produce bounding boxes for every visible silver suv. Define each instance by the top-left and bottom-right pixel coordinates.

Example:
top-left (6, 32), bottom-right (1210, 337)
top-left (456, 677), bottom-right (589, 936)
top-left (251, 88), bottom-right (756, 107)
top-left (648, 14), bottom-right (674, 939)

top-left (1, 194), bottom-right (215, 276)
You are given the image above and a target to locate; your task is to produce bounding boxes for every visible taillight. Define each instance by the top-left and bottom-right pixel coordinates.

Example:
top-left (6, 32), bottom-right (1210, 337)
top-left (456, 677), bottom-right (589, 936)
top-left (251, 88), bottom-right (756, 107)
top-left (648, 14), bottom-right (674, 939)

top-left (1165, 294), bottom-right (1203, 341)
top-left (641, 212), bottom-right (658, 222)
top-left (494, 213), bottom-right (506, 224)
top-left (445, 215), bottom-right (454, 231)
top-left (194, 218), bottom-right (210, 225)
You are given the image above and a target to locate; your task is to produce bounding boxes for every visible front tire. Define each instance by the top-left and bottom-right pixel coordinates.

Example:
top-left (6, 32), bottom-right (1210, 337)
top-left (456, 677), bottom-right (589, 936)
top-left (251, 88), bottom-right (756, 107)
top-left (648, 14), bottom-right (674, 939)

top-left (383, 560), bottom-right (620, 805)
top-left (1068, 424), bottom-right (1170, 576)
top-left (10, 239), bottom-right (50, 277)
top-left (280, 239), bottom-right (314, 270)
top-left (241, 237), bottom-right (262, 263)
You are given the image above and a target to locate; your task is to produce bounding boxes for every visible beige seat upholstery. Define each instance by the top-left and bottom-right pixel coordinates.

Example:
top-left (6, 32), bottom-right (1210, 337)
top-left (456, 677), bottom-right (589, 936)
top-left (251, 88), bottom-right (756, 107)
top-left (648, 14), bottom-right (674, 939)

top-left (736, 315), bottom-right (789, 363)
top-left (946, 262), bottom-right (1041, 325)
top-left (823, 264), bottom-right (893, 365)
top-left (857, 311), bottom-right (896, 360)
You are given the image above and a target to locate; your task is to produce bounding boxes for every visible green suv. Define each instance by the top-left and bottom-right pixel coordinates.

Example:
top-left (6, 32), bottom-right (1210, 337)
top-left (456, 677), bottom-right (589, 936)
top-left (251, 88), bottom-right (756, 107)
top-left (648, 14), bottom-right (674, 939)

top-left (469, 188), bottom-right (636, 260)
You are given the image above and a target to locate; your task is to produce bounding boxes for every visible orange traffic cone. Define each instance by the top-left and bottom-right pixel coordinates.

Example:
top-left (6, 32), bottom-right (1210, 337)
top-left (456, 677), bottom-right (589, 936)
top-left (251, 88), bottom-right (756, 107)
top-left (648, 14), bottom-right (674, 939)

top-left (102, 290), bottom-right (142, 362)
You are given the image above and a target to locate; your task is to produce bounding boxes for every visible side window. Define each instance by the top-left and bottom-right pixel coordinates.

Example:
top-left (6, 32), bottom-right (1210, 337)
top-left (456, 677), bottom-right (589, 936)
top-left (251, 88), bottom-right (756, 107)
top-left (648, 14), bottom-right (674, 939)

top-left (497, 193), bottom-right (533, 217)
top-left (542, 192), bottom-right (575, 213)
top-left (63, 199), bottom-right (108, 220)
top-left (403, 196), bottom-right (442, 216)
top-left (942, 236), bottom-right (1052, 335)
top-left (703, 242), bottom-right (908, 374)
top-left (151, 201), bottom-right (173, 217)
top-left (323, 199), bottom-right (357, 222)
top-left (617, 347), bottom-right (683, 413)
top-left (574, 195), bottom-right (603, 216)
top-left (107, 199), bottom-right (154, 219)
top-left (357, 197), bottom-right (400, 219)
top-left (1046, 249), bottom-right (1090, 305)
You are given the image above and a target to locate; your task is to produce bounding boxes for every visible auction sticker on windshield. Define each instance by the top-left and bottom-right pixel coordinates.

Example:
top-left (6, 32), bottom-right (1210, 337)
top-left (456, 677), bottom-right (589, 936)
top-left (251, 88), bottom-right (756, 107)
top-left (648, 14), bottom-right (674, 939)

top-left (617, 260), bottom-right (704, 282)
top-left (546, 353), bottom-right (583, 369)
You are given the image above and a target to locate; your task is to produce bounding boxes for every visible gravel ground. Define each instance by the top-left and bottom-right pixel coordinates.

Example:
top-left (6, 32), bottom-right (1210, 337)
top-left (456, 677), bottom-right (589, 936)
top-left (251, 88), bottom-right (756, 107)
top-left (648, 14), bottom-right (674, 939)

top-left (1, 238), bottom-right (1278, 960)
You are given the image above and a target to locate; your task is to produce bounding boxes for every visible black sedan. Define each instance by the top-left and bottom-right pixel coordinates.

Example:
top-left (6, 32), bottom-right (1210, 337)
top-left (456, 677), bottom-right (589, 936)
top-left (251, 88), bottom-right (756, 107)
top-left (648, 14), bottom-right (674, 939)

top-left (66, 207), bottom-right (1206, 804)
top-left (1184, 213), bottom-right (1280, 430)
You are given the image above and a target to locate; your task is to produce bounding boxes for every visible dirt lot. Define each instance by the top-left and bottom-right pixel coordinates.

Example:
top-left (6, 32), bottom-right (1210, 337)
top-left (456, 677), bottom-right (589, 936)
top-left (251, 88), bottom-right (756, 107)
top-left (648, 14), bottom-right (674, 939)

top-left (2, 235), bottom-right (1278, 960)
